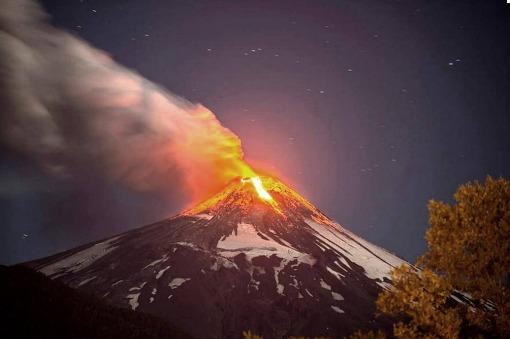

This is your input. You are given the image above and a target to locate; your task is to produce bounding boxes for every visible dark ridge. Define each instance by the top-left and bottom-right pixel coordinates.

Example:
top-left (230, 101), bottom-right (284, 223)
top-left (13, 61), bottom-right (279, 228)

top-left (0, 265), bottom-right (191, 339)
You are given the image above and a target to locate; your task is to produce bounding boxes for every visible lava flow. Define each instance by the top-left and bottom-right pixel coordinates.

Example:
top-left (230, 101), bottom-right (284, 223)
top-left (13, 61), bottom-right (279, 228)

top-left (241, 176), bottom-right (274, 201)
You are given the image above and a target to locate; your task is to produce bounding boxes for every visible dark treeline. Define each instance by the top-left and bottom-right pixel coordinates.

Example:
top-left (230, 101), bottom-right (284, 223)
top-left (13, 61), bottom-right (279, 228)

top-left (1, 265), bottom-right (190, 339)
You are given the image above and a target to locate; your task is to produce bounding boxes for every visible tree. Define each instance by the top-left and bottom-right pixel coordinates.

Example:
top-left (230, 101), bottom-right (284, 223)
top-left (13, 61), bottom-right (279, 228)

top-left (242, 330), bottom-right (263, 339)
top-left (423, 177), bottom-right (510, 335)
top-left (371, 177), bottom-right (510, 338)
top-left (376, 266), bottom-right (462, 338)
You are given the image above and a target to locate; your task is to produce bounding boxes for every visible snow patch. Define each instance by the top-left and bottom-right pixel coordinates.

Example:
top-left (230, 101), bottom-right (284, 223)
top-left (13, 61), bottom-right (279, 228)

top-left (331, 305), bottom-right (345, 314)
top-left (111, 279), bottom-right (123, 287)
top-left (320, 279), bottom-right (331, 291)
top-left (143, 254), bottom-right (169, 269)
top-left (337, 257), bottom-right (351, 269)
top-left (273, 260), bottom-right (286, 295)
top-left (315, 241), bottom-right (329, 252)
top-left (77, 276), bottom-right (96, 287)
top-left (289, 276), bottom-right (299, 289)
top-left (156, 265), bottom-right (171, 279)
top-left (326, 266), bottom-right (345, 280)
top-left (218, 222), bottom-right (316, 266)
top-left (169, 278), bottom-right (190, 289)
top-left (305, 219), bottom-right (405, 286)
top-left (129, 282), bottom-right (146, 291)
top-left (39, 236), bottom-right (121, 276)
top-left (210, 257), bottom-right (238, 271)
top-left (249, 279), bottom-right (260, 291)
top-left (126, 293), bottom-right (140, 311)
top-left (332, 292), bottom-right (344, 301)
top-left (171, 242), bottom-right (199, 252)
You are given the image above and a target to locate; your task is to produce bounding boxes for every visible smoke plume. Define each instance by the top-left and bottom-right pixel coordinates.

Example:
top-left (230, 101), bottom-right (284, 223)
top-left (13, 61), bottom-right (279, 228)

top-left (0, 0), bottom-right (254, 203)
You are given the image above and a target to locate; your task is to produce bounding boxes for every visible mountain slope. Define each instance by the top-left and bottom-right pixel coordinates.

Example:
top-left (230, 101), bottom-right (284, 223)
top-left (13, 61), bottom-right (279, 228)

top-left (27, 176), bottom-right (407, 338)
top-left (1, 265), bottom-right (190, 339)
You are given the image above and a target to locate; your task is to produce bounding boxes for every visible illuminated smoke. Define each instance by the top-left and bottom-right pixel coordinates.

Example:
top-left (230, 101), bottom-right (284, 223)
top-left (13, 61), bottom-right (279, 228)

top-left (0, 0), bottom-right (254, 202)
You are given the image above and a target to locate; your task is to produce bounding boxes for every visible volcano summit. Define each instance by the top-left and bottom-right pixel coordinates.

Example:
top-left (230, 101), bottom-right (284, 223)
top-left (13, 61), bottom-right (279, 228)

top-left (27, 177), bottom-right (407, 338)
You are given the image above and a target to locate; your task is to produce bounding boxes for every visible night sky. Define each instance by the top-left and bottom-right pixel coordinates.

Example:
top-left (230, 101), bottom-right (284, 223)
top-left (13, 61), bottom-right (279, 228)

top-left (1, 0), bottom-right (509, 264)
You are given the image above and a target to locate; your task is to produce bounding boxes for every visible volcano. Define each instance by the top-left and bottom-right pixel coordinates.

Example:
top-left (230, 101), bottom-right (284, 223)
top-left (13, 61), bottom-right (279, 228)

top-left (26, 176), bottom-right (407, 338)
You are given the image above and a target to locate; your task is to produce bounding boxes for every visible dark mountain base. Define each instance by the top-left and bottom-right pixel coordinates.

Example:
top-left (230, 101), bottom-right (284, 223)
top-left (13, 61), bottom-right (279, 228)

top-left (0, 265), bottom-right (190, 339)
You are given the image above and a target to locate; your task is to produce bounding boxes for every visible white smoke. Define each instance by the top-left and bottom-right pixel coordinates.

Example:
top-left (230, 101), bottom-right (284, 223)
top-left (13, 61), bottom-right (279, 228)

top-left (0, 0), bottom-right (252, 200)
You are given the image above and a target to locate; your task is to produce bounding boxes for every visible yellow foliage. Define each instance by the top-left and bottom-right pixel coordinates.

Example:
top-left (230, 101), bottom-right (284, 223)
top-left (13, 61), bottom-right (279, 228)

top-left (423, 176), bottom-right (510, 335)
top-left (242, 330), bottom-right (263, 339)
top-left (377, 177), bottom-right (510, 338)
top-left (377, 266), bottom-right (462, 338)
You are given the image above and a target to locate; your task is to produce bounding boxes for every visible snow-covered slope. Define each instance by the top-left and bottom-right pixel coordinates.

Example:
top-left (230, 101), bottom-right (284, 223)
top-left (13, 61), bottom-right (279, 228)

top-left (27, 176), bottom-right (406, 338)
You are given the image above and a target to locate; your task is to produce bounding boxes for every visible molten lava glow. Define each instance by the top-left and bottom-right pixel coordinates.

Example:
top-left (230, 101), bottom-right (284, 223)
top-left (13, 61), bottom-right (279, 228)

top-left (250, 177), bottom-right (273, 201)
top-left (185, 175), bottom-right (316, 219)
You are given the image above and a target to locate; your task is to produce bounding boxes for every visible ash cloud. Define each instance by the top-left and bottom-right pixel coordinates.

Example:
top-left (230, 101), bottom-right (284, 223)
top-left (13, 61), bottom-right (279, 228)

top-left (0, 0), bottom-right (249, 201)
